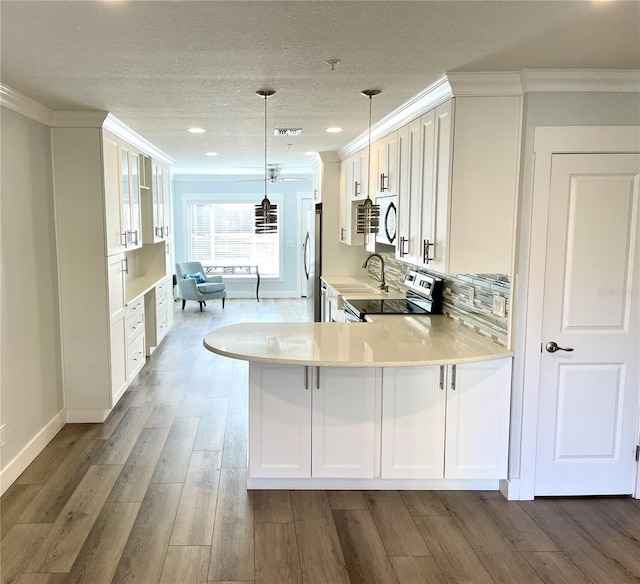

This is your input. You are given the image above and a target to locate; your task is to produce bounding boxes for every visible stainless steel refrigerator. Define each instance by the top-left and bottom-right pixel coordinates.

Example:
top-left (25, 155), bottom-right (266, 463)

top-left (303, 202), bottom-right (322, 321)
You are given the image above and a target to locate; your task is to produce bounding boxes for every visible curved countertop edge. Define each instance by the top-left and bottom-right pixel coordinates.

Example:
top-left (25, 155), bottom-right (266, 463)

top-left (202, 317), bottom-right (513, 367)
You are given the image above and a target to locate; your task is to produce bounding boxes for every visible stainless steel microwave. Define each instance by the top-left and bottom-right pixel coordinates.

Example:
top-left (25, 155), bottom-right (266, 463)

top-left (375, 195), bottom-right (397, 246)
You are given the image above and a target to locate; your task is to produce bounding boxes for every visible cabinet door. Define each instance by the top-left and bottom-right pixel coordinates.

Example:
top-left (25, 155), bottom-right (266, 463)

top-left (381, 366), bottom-right (446, 479)
top-left (396, 119), bottom-right (423, 263)
top-left (430, 100), bottom-right (455, 273)
top-left (418, 110), bottom-right (437, 266)
top-left (103, 133), bottom-right (125, 256)
top-left (312, 367), bottom-right (377, 478)
top-left (130, 151), bottom-right (141, 247)
top-left (338, 159), bottom-right (350, 244)
top-left (375, 132), bottom-right (398, 197)
top-left (249, 363), bottom-right (312, 478)
top-left (107, 253), bottom-right (128, 405)
top-left (444, 358), bottom-right (512, 480)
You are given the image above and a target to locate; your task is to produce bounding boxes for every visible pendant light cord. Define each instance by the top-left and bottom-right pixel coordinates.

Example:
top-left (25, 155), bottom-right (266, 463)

top-left (367, 94), bottom-right (372, 197)
top-left (263, 93), bottom-right (267, 199)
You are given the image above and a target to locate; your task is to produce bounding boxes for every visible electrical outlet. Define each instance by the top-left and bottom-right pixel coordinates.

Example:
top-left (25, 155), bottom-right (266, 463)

top-left (468, 287), bottom-right (475, 304)
top-left (492, 295), bottom-right (506, 317)
top-left (0, 424), bottom-right (6, 448)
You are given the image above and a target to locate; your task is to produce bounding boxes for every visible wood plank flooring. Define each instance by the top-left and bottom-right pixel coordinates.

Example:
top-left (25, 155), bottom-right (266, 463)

top-left (2, 298), bottom-right (640, 584)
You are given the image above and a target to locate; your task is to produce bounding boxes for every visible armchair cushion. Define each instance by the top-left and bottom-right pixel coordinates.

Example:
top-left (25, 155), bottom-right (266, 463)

top-left (197, 282), bottom-right (226, 294)
top-left (185, 272), bottom-right (207, 284)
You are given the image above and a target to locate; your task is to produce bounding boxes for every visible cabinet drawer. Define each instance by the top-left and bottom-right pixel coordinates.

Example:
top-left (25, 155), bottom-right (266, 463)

top-left (126, 297), bottom-right (144, 319)
top-left (127, 333), bottom-right (146, 382)
top-left (156, 305), bottom-right (168, 338)
top-left (156, 283), bottom-right (168, 310)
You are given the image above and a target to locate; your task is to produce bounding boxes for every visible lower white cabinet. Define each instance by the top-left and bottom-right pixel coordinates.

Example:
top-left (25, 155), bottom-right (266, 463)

top-left (248, 364), bottom-right (378, 479)
top-left (381, 358), bottom-right (512, 481)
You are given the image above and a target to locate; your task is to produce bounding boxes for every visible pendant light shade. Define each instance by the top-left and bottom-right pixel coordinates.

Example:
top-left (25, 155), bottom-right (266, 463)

top-left (356, 89), bottom-right (381, 235)
top-left (255, 89), bottom-right (278, 234)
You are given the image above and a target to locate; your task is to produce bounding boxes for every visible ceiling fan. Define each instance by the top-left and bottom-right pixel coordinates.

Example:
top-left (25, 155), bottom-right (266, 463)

top-left (238, 164), bottom-right (309, 183)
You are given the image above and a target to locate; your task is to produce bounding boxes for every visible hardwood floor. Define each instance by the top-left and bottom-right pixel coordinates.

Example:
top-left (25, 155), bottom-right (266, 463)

top-left (2, 298), bottom-right (640, 584)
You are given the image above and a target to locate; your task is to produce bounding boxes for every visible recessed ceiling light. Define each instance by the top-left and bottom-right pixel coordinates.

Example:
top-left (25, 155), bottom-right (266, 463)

top-left (326, 127), bottom-right (343, 133)
top-left (187, 127), bottom-right (205, 134)
top-left (206, 152), bottom-right (218, 156)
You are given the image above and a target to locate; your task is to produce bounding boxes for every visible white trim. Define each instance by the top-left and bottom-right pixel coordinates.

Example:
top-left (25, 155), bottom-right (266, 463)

top-left (51, 110), bottom-right (109, 128)
top-left (0, 409), bottom-right (66, 495)
top-left (0, 83), bottom-right (52, 126)
top-left (103, 114), bottom-right (174, 165)
top-left (247, 476), bottom-right (500, 490)
top-left (519, 125), bottom-right (640, 500)
top-left (339, 75), bottom-right (453, 160)
top-left (521, 69), bottom-right (640, 93)
top-left (66, 409), bottom-right (112, 423)
top-left (447, 71), bottom-right (523, 96)
top-left (499, 478), bottom-right (525, 501)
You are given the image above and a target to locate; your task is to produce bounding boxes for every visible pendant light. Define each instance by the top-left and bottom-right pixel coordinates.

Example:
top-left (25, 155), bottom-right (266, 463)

top-left (255, 89), bottom-right (278, 234)
top-left (356, 89), bottom-right (381, 236)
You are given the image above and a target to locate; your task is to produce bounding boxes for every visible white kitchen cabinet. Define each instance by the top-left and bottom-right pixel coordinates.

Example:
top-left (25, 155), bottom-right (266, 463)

top-left (144, 276), bottom-right (171, 355)
top-left (444, 358), bottom-right (512, 480)
top-left (107, 253), bottom-right (128, 404)
top-left (142, 159), bottom-right (171, 244)
top-left (424, 97), bottom-right (521, 274)
top-left (52, 122), bottom-right (171, 422)
top-left (381, 366), bottom-right (445, 478)
top-left (313, 367), bottom-right (377, 478)
top-left (248, 364), bottom-right (378, 479)
top-left (381, 358), bottom-right (512, 480)
top-left (249, 364), bottom-right (312, 478)
top-left (338, 156), bottom-right (365, 247)
top-left (375, 130), bottom-right (399, 197)
top-left (396, 117), bottom-right (425, 264)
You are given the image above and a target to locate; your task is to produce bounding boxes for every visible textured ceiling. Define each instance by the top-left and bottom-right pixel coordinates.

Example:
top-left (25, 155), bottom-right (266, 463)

top-left (1, 1), bottom-right (639, 176)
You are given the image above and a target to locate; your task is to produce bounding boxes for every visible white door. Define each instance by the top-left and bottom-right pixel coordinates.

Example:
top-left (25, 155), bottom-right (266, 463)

top-left (248, 363), bottom-right (312, 478)
top-left (381, 366), bottom-right (445, 479)
top-left (445, 359), bottom-right (512, 480)
top-left (535, 153), bottom-right (640, 496)
top-left (312, 367), bottom-right (377, 478)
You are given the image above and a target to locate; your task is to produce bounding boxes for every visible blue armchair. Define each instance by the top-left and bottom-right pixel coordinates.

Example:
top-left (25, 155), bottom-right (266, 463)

top-left (175, 261), bottom-right (227, 312)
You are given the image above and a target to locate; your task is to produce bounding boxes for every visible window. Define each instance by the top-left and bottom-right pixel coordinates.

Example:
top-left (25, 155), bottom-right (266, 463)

top-left (188, 202), bottom-right (280, 277)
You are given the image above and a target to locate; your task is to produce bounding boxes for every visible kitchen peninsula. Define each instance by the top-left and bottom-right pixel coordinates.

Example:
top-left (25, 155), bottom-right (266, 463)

top-left (204, 315), bottom-right (513, 491)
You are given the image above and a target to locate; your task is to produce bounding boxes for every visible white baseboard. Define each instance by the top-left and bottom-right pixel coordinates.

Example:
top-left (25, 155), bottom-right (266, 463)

top-left (499, 478), bottom-right (532, 500)
top-left (0, 409), bottom-right (66, 495)
top-left (66, 409), bottom-right (111, 423)
top-left (247, 477), bottom-right (500, 490)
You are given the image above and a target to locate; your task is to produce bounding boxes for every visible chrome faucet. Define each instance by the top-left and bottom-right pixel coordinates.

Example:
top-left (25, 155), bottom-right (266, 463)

top-left (362, 253), bottom-right (388, 292)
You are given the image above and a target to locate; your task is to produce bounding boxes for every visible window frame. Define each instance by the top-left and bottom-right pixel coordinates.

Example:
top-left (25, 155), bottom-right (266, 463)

top-left (183, 192), bottom-right (284, 282)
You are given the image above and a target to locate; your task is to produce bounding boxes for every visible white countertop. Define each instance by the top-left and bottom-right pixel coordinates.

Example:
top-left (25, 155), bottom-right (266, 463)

top-left (203, 315), bottom-right (512, 367)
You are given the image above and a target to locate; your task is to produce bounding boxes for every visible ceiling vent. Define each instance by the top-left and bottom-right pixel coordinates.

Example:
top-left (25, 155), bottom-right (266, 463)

top-left (274, 128), bottom-right (302, 136)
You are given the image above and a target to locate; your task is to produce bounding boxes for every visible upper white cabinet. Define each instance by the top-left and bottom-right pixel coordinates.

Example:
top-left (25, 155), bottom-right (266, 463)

top-left (374, 130), bottom-right (399, 197)
top-left (142, 158), bottom-right (171, 244)
top-left (341, 88), bottom-right (522, 274)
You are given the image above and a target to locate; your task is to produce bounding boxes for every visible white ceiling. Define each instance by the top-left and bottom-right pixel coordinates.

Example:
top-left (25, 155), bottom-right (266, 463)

top-left (1, 1), bottom-right (639, 176)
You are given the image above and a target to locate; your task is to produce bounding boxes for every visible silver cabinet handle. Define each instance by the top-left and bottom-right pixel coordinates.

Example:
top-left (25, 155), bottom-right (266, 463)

top-left (451, 365), bottom-right (456, 391)
top-left (439, 365), bottom-right (444, 390)
top-left (354, 181), bottom-right (360, 196)
top-left (545, 341), bottom-right (574, 353)
top-left (316, 367), bottom-right (320, 390)
top-left (164, 225), bottom-right (169, 237)
top-left (122, 257), bottom-right (129, 274)
top-left (304, 366), bottom-right (309, 390)
top-left (380, 173), bottom-right (388, 192)
top-left (423, 239), bottom-right (434, 264)
top-left (132, 230), bottom-right (139, 245)
top-left (340, 227), bottom-right (346, 241)
top-left (399, 236), bottom-right (409, 257)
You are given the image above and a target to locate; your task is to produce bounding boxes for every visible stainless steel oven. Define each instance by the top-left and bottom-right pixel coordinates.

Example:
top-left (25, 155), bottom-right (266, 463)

top-left (343, 271), bottom-right (442, 322)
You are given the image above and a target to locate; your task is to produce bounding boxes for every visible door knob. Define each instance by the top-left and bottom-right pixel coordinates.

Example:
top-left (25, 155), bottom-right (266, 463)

top-left (545, 341), bottom-right (574, 353)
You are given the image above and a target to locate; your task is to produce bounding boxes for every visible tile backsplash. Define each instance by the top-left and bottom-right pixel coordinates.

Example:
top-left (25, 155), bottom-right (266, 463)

top-left (370, 252), bottom-right (510, 347)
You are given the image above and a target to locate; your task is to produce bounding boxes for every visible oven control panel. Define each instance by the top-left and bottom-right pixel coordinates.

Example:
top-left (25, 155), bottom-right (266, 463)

top-left (403, 270), bottom-right (441, 301)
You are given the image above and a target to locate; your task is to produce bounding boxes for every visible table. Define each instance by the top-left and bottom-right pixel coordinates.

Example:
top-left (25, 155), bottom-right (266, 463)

top-left (204, 265), bottom-right (260, 302)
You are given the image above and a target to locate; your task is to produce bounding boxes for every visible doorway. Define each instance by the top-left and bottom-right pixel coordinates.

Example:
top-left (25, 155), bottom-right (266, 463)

top-left (519, 126), bottom-right (640, 499)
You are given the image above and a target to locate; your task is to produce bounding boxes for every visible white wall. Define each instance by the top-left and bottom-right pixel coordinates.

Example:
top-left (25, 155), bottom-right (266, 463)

top-left (0, 107), bottom-right (65, 492)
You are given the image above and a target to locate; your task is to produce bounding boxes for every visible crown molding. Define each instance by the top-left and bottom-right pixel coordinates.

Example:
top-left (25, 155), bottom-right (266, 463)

top-left (51, 111), bottom-right (110, 127)
top-left (339, 75), bottom-right (454, 160)
top-left (446, 71), bottom-right (523, 96)
top-left (0, 84), bottom-right (53, 126)
top-left (103, 114), bottom-right (174, 165)
top-left (521, 69), bottom-right (640, 92)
